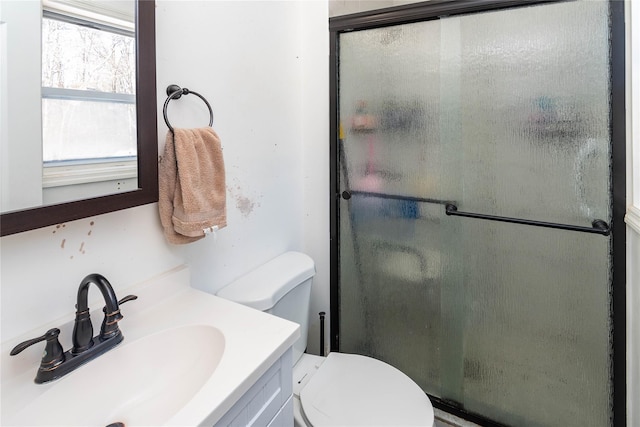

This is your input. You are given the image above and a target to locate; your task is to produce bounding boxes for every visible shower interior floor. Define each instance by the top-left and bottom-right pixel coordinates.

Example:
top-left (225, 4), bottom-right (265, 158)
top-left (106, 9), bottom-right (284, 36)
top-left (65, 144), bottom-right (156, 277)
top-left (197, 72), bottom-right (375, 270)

top-left (434, 408), bottom-right (480, 427)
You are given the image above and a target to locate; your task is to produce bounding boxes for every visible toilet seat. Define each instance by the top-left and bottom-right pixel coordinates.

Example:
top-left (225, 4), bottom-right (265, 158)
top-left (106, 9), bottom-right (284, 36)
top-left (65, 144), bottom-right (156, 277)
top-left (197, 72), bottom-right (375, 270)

top-left (297, 353), bottom-right (434, 427)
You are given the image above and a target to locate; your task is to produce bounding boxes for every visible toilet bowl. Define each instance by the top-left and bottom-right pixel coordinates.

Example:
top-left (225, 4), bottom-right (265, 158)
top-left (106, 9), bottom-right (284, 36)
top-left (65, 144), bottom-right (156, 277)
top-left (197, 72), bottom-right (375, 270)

top-left (293, 352), bottom-right (433, 426)
top-left (217, 252), bottom-right (434, 427)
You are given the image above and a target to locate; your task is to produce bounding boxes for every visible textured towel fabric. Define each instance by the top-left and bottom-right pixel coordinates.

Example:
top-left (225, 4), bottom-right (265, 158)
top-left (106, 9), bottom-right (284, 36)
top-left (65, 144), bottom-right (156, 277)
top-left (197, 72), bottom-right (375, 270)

top-left (159, 127), bottom-right (227, 244)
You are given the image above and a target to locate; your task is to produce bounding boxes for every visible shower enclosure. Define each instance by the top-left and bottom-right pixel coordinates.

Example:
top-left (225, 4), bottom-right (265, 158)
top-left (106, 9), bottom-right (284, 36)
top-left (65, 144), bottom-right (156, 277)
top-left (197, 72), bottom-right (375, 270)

top-left (329, 1), bottom-right (626, 426)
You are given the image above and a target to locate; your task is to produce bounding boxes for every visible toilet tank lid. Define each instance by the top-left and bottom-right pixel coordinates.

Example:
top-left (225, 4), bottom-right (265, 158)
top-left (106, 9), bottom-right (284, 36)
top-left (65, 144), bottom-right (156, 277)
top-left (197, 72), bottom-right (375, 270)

top-left (217, 252), bottom-right (316, 311)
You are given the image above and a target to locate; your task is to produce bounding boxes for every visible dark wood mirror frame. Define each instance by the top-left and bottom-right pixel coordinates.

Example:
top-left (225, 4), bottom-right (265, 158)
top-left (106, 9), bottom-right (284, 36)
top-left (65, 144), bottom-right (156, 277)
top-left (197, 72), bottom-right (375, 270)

top-left (1, 1), bottom-right (158, 237)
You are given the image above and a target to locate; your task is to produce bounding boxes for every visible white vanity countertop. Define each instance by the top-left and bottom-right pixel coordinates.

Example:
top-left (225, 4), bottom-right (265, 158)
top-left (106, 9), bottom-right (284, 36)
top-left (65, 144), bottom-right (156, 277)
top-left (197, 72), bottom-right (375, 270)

top-left (0, 265), bottom-right (300, 426)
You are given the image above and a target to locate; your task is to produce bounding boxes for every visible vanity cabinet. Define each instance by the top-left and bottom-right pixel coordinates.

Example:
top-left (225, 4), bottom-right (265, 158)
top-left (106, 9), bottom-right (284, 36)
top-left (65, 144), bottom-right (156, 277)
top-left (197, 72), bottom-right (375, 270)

top-left (214, 349), bottom-right (293, 427)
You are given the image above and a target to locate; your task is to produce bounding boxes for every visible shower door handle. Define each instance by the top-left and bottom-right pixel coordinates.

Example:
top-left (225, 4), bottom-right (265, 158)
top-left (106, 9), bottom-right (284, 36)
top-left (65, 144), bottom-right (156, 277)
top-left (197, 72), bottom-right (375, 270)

top-left (445, 204), bottom-right (610, 236)
top-left (338, 193), bottom-right (609, 235)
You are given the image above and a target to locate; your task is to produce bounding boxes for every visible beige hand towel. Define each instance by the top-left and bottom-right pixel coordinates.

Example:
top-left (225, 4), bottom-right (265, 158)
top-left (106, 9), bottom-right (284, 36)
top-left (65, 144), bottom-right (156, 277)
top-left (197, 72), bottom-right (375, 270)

top-left (159, 127), bottom-right (227, 244)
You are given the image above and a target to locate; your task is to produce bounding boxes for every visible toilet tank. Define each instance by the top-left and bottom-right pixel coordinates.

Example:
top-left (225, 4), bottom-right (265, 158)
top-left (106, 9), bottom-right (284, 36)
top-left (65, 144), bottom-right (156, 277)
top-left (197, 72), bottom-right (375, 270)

top-left (216, 252), bottom-right (316, 364)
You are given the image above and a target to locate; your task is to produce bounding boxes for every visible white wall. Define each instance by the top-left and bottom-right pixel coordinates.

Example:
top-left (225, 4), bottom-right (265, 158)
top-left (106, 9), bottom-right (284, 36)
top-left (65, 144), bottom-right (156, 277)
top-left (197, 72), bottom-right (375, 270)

top-left (0, 1), bottom-right (330, 354)
top-left (156, 0), bottom-right (301, 292)
top-left (300, 1), bottom-right (331, 356)
top-left (153, 1), bottom-right (330, 357)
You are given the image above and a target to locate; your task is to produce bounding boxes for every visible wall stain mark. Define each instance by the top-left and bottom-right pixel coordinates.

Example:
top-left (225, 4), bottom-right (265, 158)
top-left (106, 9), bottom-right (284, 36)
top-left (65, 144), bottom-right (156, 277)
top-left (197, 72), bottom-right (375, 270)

top-left (235, 196), bottom-right (256, 216)
top-left (227, 180), bottom-right (262, 218)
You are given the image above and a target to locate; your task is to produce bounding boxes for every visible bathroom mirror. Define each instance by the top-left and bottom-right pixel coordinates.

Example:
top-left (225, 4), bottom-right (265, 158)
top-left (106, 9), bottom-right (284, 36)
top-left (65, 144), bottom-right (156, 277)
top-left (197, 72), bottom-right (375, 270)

top-left (0, 0), bottom-right (158, 236)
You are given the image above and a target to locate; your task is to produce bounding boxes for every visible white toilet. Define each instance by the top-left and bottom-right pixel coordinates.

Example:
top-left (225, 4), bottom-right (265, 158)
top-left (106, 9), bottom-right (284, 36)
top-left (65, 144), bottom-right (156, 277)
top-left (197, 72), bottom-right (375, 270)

top-left (217, 251), bottom-right (434, 427)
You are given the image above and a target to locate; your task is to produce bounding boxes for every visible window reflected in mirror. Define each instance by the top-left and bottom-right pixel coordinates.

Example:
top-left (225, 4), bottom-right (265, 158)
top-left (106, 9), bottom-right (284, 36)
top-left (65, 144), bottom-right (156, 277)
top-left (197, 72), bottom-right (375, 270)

top-left (41, 1), bottom-right (138, 204)
top-left (0, 0), bottom-right (141, 214)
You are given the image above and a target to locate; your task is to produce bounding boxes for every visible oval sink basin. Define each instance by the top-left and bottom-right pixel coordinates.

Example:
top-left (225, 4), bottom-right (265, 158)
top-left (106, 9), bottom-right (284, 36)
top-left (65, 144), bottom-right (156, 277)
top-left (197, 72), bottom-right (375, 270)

top-left (9, 325), bottom-right (225, 426)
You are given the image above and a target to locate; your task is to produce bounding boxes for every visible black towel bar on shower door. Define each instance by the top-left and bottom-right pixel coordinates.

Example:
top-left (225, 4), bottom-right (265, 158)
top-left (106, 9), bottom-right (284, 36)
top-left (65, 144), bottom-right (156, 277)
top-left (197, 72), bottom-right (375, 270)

top-left (339, 191), bottom-right (610, 235)
top-left (445, 204), bottom-right (610, 236)
top-left (341, 190), bottom-right (452, 206)
top-left (162, 84), bottom-right (214, 132)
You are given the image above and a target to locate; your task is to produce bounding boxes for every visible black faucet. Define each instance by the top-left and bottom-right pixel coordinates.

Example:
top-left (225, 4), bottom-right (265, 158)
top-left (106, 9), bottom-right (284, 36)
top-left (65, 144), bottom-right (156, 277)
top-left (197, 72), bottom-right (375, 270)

top-left (10, 274), bottom-right (137, 384)
top-left (72, 274), bottom-right (123, 353)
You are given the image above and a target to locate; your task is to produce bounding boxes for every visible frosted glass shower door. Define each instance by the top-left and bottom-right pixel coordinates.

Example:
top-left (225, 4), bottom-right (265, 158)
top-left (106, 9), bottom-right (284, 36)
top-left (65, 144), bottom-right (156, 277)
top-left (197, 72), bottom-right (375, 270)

top-left (336, 2), bottom-right (613, 426)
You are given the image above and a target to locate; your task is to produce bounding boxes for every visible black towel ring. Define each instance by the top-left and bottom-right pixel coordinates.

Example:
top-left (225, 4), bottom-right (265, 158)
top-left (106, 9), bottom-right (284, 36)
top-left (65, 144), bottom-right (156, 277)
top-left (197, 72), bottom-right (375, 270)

top-left (163, 84), bottom-right (214, 132)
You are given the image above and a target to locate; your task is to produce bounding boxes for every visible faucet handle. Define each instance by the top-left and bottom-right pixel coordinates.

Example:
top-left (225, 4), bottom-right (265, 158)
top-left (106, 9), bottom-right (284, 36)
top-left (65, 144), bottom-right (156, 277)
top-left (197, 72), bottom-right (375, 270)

top-left (100, 295), bottom-right (137, 340)
top-left (117, 294), bottom-right (138, 305)
top-left (101, 294), bottom-right (138, 314)
top-left (10, 328), bottom-right (65, 368)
